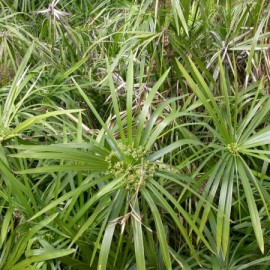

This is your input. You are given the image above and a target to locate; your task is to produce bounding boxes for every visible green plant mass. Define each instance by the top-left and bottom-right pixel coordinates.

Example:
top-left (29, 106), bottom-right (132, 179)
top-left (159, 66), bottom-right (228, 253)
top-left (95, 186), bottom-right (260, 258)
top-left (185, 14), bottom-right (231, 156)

top-left (0, 0), bottom-right (270, 269)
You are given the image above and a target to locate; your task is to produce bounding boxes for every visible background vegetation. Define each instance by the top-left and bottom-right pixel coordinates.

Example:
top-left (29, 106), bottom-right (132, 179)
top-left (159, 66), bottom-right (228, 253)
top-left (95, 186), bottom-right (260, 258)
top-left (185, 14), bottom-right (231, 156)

top-left (0, 0), bottom-right (270, 269)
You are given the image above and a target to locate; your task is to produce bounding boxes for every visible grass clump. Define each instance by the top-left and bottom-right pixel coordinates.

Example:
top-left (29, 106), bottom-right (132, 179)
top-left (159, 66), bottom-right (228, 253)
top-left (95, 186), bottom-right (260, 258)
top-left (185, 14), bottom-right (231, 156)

top-left (0, 0), bottom-right (270, 269)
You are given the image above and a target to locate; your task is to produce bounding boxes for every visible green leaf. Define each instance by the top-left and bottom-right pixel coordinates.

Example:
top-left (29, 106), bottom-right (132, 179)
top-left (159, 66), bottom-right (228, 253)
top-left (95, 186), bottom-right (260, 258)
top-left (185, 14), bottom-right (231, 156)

top-left (28, 175), bottom-right (111, 221)
top-left (5, 109), bottom-right (83, 141)
top-left (131, 198), bottom-right (146, 270)
top-left (4, 213), bottom-right (59, 269)
top-left (2, 44), bottom-right (34, 126)
top-left (126, 53), bottom-right (134, 145)
top-left (216, 157), bottom-right (234, 256)
top-left (237, 158), bottom-right (264, 253)
top-left (98, 189), bottom-right (126, 270)
top-left (142, 188), bottom-right (172, 270)
top-left (148, 139), bottom-right (202, 161)
top-left (0, 206), bottom-right (13, 247)
top-left (11, 249), bottom-right (75, 270)
top-left (135, 69), bottom-right (170, 147)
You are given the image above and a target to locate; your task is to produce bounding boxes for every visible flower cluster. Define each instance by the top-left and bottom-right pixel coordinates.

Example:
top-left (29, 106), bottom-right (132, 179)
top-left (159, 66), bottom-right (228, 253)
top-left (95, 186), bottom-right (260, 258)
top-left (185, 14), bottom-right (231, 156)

top-left (106, 144), bottom-right (156, 191)
top-left (227, 142), bottom-right (239, 156)
top-left (119, 143), bottom-right (146, 160)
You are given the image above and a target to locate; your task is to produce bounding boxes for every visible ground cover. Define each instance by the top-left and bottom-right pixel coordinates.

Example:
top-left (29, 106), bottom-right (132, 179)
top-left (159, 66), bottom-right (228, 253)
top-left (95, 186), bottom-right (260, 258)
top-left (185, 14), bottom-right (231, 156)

top-left (0, 0), bottom-right (270, 269)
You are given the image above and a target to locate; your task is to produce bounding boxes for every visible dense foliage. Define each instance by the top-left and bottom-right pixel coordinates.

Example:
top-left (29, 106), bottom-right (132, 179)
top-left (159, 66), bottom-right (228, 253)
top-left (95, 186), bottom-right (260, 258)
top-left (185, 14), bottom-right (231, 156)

top-left (0, 0), bottom-right (270, 269)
